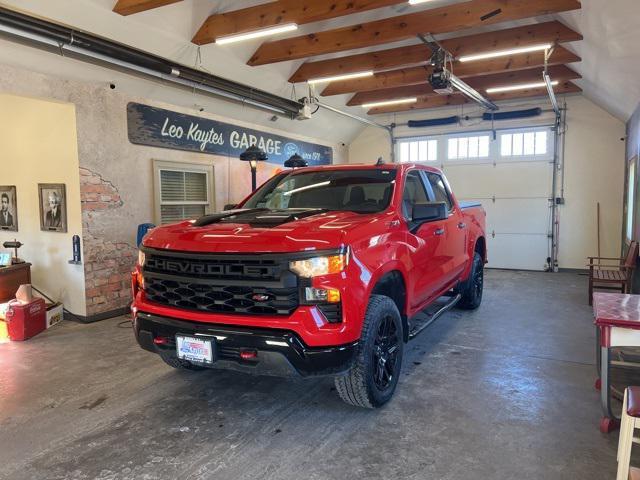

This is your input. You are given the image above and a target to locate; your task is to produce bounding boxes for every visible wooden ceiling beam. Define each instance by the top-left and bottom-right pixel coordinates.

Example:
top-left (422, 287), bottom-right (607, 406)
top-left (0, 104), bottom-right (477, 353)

top-left (347, 48), bottom-right (580, 105)
top-left (248, 0), bottom-right (582, 66)
top-left (192, 0), bottom-right (406, 45)
top-left (113, 0), bottom-right (182, 16)
top-left (367, 81), bottom-right (581, 115)
top-left (327, 46), bottom-right (579, 98)
top-left (289, 20), bottom-right (582, 83)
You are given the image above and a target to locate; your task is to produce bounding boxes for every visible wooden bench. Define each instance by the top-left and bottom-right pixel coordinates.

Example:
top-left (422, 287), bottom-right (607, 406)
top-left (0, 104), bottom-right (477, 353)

top-left (589, 241), bottom-right (638, 306)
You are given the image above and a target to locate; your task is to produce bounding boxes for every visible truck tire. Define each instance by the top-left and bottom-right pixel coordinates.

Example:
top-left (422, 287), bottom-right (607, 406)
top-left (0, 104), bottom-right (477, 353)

top-left (457, 252), bottom-right (484, 310)
top-left (160, 353), bottom-right (206, 371)
top-left (334, 295), bottom-right (403, 408)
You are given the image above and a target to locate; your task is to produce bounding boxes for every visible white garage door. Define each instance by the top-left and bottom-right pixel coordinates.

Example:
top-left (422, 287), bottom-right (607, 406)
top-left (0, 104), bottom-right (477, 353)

top-left (399, 127), bottom-right (555, 271)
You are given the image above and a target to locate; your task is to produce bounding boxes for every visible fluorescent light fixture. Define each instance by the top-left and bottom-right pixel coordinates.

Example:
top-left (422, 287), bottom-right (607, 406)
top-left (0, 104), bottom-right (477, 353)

top-left (362, 98), bottom-right (417, 109)
top-left (216, 23), bottom-right (298, 45)
top-left (408, 0), bottom-right (435, 4)
top-left (458, 44), bottom-right (553, 63)
top-left (307, 70), bottom-right (374, 85)
top-left (486, 81), bottom-right (558, 94)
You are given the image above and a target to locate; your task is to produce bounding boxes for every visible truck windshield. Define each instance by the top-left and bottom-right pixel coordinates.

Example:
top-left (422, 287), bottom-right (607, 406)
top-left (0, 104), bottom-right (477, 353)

top-left (243, 169), bottom-right (397, 213)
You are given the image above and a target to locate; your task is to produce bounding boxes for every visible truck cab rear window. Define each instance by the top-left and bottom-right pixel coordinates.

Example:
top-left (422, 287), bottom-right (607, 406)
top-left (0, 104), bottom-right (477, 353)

top-left (244, 169), bottom-right (397, 213)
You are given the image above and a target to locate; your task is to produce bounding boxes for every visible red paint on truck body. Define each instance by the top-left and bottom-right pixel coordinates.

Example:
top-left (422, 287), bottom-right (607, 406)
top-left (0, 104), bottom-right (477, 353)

top-left (132, 163), bottom-right (486, 347)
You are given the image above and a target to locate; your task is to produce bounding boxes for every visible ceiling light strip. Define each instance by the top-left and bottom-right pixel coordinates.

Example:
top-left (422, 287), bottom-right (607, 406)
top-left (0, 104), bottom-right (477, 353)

top-left (362, 97), bottom-right (417, 109)
top-left (486, 81), bottom-right (558, 94)
top-left (459, 44), bottom-right (553, 63)
top-left (216, 23), bottom-right (298, 45)
top-left (307, 70), bottom-right (374, 85)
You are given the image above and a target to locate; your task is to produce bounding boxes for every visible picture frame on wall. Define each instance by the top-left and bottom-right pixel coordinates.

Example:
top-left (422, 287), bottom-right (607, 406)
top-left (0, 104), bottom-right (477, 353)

top-left (38, 183), bottom-right (67, 233)
top-left (0, 185), bottom-right (18, 232)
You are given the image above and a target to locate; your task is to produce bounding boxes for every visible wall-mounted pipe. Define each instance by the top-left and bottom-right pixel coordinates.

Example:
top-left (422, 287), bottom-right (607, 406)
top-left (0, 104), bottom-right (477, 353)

top-left (0, 6), bottom-right (303, 118)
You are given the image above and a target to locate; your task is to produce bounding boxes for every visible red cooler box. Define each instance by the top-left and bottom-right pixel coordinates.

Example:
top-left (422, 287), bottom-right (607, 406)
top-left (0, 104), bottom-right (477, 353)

top-left (5, 298), bottom-right (47, 341)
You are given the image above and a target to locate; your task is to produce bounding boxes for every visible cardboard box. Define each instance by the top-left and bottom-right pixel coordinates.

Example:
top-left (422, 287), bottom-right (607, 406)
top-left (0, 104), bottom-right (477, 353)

top-left (46, 302), bottom-right (63, 329)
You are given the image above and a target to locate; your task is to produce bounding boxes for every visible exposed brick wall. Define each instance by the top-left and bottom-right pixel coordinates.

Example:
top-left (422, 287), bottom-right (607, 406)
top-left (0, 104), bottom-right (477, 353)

top-left (80, 168), bottom-right (136, 316)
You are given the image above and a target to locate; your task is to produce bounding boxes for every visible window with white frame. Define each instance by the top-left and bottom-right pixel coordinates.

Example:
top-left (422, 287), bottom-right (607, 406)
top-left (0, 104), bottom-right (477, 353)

top-left (447, 135), bottom-right (490, 160)
top-left (153, 160), bottom-right (214, 225)
top-left (399, 139), bottom-right (438, 163)
top-left (500, 130), bottom-right (549, 157)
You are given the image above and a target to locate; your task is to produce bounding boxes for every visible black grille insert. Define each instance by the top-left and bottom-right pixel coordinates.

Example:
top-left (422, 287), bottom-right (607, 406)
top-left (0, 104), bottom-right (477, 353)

top-left (145, 276), bottom-right (298, 315)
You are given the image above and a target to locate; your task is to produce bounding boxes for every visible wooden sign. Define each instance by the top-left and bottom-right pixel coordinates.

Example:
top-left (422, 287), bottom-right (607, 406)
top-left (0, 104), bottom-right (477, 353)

top-left (127, 103), bottom-right (333, 165)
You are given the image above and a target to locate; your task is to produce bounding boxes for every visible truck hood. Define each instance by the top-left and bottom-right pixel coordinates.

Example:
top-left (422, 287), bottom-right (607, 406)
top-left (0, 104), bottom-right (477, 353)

top-left (142, 208), bottom-right (379, 253)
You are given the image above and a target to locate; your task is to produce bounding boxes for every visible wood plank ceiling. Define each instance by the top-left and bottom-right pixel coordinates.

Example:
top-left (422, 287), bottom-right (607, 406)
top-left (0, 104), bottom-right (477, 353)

top-left (113, 0), bottom-right (584, 116)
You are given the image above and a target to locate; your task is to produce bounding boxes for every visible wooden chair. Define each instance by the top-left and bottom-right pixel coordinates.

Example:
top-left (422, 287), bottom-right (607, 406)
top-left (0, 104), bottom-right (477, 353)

top-left (588, 241), bottom-right (638, 306)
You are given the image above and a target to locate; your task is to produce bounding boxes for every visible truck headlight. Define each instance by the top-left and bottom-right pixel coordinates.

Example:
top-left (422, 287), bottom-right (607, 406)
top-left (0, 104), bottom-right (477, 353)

top-left (289, 254), bottom-right (346, 278)
top-left (138, 250), bottom-right (146, 267)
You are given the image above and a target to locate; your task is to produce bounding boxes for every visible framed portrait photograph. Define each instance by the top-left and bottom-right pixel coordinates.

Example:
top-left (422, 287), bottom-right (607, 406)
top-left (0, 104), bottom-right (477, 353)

top-left (0, 185), bottom-right (18, 232)
top-left (39, 183), bottom-right (67, 233)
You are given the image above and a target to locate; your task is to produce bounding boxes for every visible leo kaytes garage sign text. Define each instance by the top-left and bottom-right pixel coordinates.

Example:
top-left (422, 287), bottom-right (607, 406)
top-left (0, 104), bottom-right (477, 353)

top-left (127, 103), bottom-right (332, 165)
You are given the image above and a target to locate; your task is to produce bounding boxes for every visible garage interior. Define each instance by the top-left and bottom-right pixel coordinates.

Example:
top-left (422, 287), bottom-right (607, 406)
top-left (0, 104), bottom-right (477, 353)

top-left (0, 0), bottom-right (639, 478)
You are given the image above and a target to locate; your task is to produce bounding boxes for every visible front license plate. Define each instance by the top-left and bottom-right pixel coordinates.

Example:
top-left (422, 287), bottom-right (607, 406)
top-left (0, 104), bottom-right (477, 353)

top-left (176, 335), bottom-right (214, 365)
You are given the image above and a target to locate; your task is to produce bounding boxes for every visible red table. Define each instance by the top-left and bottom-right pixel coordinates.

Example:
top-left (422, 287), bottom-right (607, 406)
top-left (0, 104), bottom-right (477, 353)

top-left (594, 292), bottom-right (640, 433)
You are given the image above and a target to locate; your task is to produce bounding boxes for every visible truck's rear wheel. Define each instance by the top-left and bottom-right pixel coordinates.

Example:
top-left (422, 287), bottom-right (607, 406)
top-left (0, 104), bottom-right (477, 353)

top-left (160, 353), bottom-right (206, 371)
top-left (334, 295), bottom-right (403, 408)
top-left (458, 252), bottom-right (484, 310)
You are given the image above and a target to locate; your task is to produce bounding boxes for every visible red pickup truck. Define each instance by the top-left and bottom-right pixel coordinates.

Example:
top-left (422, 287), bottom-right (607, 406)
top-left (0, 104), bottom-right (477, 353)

top-left (132, 163), bottom-right (486, 408)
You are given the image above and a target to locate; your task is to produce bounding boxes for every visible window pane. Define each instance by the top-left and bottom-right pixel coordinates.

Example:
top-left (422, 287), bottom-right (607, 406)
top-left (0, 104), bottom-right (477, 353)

top-left (428, 140), bottom-right (437, 161)
top-left (458, 137), bottom-right (468, 158)
top-left (160, 204), bottom-right (205, 225)
top-left (512, 133), bottom-right (523, 156)
top-left (448, 138), bottom-right (458, 159)
top-left (468, 136), bottom-right (479, 158)
top-left (184, 172), bottom-right (208, 202)
top-left (409, 142), bottom-right (418, 162)
top-left (418, 141), bottom-right (428, 161)
top-left (400, 143), bottom-right (409, 163)
top-left (501, 134), bottom-right (512, 156)
top-left (523, 132), bottom-right (535, 155)
top-left (479, 136), bottom-right (490, 157)
top-left (535, 131), bottom-right (548, 155)
top-left (160, 170), bottom-right (185, 202)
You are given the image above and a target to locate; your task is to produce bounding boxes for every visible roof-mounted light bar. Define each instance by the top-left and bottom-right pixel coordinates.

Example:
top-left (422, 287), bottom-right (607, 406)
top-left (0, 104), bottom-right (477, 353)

top-left (307, 70), bottom-right (374, 85)
top-left (362, 97), bottom-right (417, 109)
top-left (486, 81), bottom-right (558, 94)
top-left (216, 23), bottom-right (298, 45)
top-left (459, 43), bottom-right (553, 63)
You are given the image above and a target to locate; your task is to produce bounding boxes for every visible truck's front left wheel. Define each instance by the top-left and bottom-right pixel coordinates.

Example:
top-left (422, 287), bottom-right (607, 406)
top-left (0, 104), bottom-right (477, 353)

top-left (334, 295), bottom-right (403, 408)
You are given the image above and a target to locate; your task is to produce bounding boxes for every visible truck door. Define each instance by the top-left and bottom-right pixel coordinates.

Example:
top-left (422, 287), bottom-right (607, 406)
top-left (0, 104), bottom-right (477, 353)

top-left (424, 172), bottom-right (468, 284)
top-left (402, 170), bottom-right (447, 308)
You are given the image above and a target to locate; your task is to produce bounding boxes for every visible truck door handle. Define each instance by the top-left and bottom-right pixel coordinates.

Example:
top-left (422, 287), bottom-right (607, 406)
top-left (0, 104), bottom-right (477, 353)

top-left (434, 228), bottom-right (445, 236)
top-left (458, 222), bottom-right (466, 229)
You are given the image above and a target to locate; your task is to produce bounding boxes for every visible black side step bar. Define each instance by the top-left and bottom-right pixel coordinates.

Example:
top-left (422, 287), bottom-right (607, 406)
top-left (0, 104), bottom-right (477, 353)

top-left (408, 294), bottom-right (462, 340)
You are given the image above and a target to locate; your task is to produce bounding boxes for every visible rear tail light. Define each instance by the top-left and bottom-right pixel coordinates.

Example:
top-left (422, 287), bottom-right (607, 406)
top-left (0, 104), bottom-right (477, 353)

top-left (153, 336), bottom-right (170, 345)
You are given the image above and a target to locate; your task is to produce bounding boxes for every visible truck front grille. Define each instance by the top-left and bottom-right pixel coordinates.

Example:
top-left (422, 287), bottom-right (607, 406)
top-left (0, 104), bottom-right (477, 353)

top-left (141, 249), bottom-right (299, 316)
top-left (144, 277), bottom-right (298, 316)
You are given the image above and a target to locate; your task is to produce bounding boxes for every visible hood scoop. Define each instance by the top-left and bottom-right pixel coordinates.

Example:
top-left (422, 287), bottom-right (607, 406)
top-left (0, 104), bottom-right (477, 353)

top-left (194, 208), bottom-right (326, 228)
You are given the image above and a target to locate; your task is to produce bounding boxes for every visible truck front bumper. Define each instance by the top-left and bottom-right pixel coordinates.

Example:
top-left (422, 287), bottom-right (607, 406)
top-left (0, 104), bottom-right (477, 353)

top-left (134, 312), bottom-right (358, 377)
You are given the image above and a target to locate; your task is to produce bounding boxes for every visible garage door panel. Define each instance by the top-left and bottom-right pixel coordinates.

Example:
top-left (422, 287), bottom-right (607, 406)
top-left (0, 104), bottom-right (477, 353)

top-left (486, 234), bottom-right (549, 271)
top-left (444, 162), bottom-right (552, 197)
top-left (459, 198), bottom-right (549, 238)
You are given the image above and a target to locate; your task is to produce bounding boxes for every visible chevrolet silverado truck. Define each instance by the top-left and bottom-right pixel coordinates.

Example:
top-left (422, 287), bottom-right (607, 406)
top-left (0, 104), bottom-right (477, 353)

top-left (131, 163), bottom-right (486, 408)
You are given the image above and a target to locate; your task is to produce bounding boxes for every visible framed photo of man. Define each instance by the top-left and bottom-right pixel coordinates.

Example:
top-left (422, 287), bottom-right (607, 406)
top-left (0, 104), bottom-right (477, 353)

top-left (0, 186), bottom-right (18, 232)
top-left (39, 183), bottom-right (67, 233)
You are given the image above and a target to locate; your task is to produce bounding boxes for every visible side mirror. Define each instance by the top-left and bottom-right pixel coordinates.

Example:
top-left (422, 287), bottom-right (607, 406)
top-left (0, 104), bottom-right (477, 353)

top-left (223, 204), bottom-right (237, 211)
top-left (412, 202), bottom-right (448, 223)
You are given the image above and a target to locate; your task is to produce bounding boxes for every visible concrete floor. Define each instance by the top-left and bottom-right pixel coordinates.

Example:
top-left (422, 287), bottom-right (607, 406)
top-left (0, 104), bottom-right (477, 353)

top-left (0, 270), bottom-right (620, 479)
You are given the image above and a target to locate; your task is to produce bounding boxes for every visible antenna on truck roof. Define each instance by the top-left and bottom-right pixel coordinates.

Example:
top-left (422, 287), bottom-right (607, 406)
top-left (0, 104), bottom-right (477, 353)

top-left (376, 157), bottom-right (385, 166)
